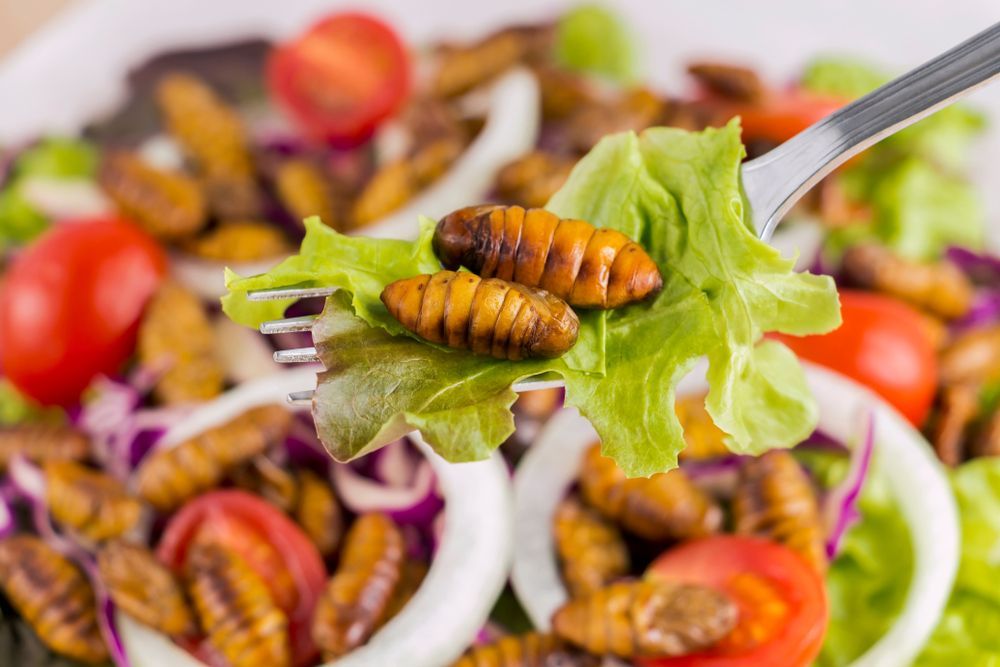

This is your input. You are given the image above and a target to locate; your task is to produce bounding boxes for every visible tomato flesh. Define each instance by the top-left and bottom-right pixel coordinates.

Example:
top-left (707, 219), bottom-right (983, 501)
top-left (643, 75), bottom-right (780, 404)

top-left (773, 290), bottom-right (938, 426)
top-left (268, 12), bottom-right (411, 147)
top-left (641, 535), bottom-right (828, 667)
top-left (158, 490), bottom-right (326, 667)
top-left (727, 88), bottom-right (846, 144)
top-left (0, 217), bottom-right (166, 405)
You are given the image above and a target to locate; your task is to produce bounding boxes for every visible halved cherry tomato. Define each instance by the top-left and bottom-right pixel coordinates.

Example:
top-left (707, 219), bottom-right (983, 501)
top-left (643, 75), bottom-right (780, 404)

top-left (773, 290), bottom-right (938, 426)
top-left (0, 217), bottom-right (166, 405)
top-left (728, 88), bottom-right (846, 144)
top-left (641, 535), bottom-right (828, 667)
top-left (158, 490), bottom-right (326, 667)
top-left (268, 12), bottom-right (411, 147)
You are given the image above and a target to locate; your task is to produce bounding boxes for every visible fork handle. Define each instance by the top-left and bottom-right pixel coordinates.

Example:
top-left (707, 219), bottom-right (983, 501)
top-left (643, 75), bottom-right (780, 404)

top-left (743, 21), bottom-right (1000, 241)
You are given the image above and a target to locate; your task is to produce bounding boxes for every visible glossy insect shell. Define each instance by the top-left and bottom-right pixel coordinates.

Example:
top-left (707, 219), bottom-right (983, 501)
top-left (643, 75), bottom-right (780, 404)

top-left (45, 460), bottom-right (142, 541)
top-left (0, 535), bottom-right (108, 663)
top-left (294, 468), bottom-right (344, 557)
top-left (732, 450), bottom-right (828, 571)
top-left (311, 513), bottom-right (404, 659)
top-left (553, 496), bottom-right (629, 597)
top-left (450, 632), bottom-right (597, 667)
top-left (0, 423), bottom-right (90, 471)
top-left (552, 580), bottom-right (738, 659)
top-left (434, 205), bottom-right (663, 309)
top-left (381, 270), bottom-right (579, 360)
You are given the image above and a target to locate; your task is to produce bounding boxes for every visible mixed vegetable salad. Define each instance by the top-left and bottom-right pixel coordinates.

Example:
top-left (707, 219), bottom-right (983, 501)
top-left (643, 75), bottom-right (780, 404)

top-left (0, 3), bottom-right (999, 666)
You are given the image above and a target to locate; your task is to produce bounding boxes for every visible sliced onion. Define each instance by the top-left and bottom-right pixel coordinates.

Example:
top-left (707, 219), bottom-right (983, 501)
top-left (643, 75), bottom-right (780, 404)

top-left (768, 217), bottom-right (826, 272)
top-left (136, 134), bottom-right (184, 171)
top-left (331, 455), bottom-right (442, 527)
top-left (119, 368), bottom-right (513, 667)
top-left (9, 454), bottom-right (47, 500)
top-left (372, 439), bottom-right (419, 487)
top-left (360, 68), bottom-right (540, 240)
top-left (511, 363), bottom-right (959, 667)
top-left (0, 491), bottom-right (14, 539)
top-left (170, 252), bottom-right (283, 302)
top-left (823, 409), bottom-right (876, 559)
top-left (19, 176), bottom-right (111, 220)
top-left (211, 314), bottom-right (280, 384)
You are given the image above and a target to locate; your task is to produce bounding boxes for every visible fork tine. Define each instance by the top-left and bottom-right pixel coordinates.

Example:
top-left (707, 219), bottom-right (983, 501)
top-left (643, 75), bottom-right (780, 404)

top-left (287, 390), bottom-right (314, 406)
top-left (274, 347), bottom-right (320, 363)
top-left (260, 315), bottom-right (318, 335)
top-left (247, 285), bottom-right (337, 301)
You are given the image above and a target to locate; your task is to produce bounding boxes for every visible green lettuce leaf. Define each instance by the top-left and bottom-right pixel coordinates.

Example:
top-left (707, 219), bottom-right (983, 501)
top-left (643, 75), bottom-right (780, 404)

top-left (0, 379), bottom-right (64, 427)
top-left (0, 188), bottom-right (48, 250)
top-left (915, 458), bottom-right (1000, 666)
top-left (554, 4), bottom-right (636, 84)
top-left (225, 122), bottom-right (839, 475)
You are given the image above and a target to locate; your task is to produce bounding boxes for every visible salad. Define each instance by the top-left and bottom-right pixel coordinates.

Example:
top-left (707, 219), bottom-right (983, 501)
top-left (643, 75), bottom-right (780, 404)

top-left (0, 3), bottom-right (998, 667)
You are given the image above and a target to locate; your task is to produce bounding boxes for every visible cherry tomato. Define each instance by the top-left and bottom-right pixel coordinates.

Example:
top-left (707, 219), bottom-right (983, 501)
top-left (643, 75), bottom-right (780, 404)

top-left (0, 217), bottom-right (166, 406)
top-left (729, 88), bottom-right (846, 144)
top-left (158, 490), bottom-right (326, 667)
top-left (268, 12), bottom-right (411, 147)
top-left (641, 535), bottom-right (828, 667)
top-left (773, 290), bottom-right (938, 426)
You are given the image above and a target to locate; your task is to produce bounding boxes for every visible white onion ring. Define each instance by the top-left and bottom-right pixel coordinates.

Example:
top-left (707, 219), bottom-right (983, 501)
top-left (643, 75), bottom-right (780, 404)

top-left (511, 362), bottom-right (958, 666)
top-left (170, 252), bottom-right (281, 302)
top-left (118, 368), bottom-right (513, 667)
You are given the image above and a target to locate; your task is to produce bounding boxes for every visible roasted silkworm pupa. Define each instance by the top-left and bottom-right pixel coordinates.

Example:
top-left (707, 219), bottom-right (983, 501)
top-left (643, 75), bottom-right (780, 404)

top-left (732, 450), bottom-right (827, 571)
top-left (136, 404), bottom-right (292, 511)
top-left (434, 205), bottom-right (663, 309)
top-left (450, 632), bottom-right (598, 667)
top-left (578, 443), bottom-right (722, 541)
top-left (552, 580), bottom-right (738, 659)
top-left (274, 158), bottom-right (340, 229)
top-left (230, 455), bottom-right (299, 513)
top-left (0, 535), bottom-right (108, 663)
top-left (381, 270), bottom-right (580, 360)
top-left (553, 495), bottom-right (629, 597)
top-left (186, 542), bottom-right (290, 667)
top-left (311, 513), bottom-right (404, 659)
top-left (182, 220), bottom-right (292, 263)
top-left (45, 460), bottom-right (142, 541)
top-left (98, 540), bottom-right (196, 637)
top-left (294, 468), bottom-right (344, 557)
top-left (0, 423), bottom-right (90, 471)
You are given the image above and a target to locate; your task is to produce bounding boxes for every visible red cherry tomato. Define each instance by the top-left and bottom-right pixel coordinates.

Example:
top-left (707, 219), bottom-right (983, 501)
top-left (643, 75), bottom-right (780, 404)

top-left (158, 490), bottom-right (327, 667)
top-left (268, 12), bottom-right (411, 147)
top-left (0, 218), bottom-right (166, 405)
top-left (641, 536), bottom-right (828, 667)
top-left (773, 290), bottom-right (938, 426)
top-left (729, 88), bottom-right (846, 144)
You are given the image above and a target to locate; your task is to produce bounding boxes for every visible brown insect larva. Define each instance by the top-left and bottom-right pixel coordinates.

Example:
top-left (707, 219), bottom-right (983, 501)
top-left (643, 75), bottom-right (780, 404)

top-left (186, 542), bottom-right (290, 667)
top-left (138, 281), bottom-right (224, 406)
top-left (379, 559), bottom-right (428, 629)
top-left (495, 151), bottom-right (576, 209)
top-left (435, 205), bottom-right (663, 309)
top-left (553, 496), bottom-right (629, 597)
top-left (155, 72), bottom-right (261, 219)
top-left (45, 460), bottom-right (142, 542)
top-left (0, 423), bottom-right (90, 471)
top-left (450, 632), bottom-right (598, 667)
top-left (97, 540), bottom-right (196, 637)
top-left (0, 535), bottom-right (107, 663)
top-left (676, 394), bottom-right (730, 462)
top-left (381, 270), bottom-right (579, 360)
top-left (578, 443), bottom-right (722, 541)
top-left (930, 384), bottom-right (978, 466)
top-left (564, 87), bottom-right (665, 153)
top-left (939, 324), bottom-right (1000, 386)
top-left (275, 159), bottom-right (341, 229)
top-left (135, 404), bottom-right (292, 511)
top-left (98, 151), bottom-right (207, 241)
top-left (294, 468), bottom-right (344, 557)
top-left (431, 25), bottom-right (551, 98)
top-left (311, 513), bottom-right (404, 659)
top-left (842, 243), bottom-right (973, 320)
top-left (552, 580), bottom-right (738, 659)
top-left (230, 455), bottom-right (299, 513)
top-left (534, 65), bottom-right (596, 122)
top-left (732, 450), bottom-right (827, 571)
top-left (974, 405), bottom-right (1000, 459)
top-left (182, 220), bottom-right (292, 262)
top-left (513, 387), bottom-right (563, 420)
top-left (687, 62), bottom-right (765, 103)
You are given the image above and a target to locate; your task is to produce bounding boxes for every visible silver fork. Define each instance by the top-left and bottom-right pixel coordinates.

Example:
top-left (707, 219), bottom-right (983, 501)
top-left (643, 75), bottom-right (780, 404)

top-left (251, 22), bottom-right (1000, 406)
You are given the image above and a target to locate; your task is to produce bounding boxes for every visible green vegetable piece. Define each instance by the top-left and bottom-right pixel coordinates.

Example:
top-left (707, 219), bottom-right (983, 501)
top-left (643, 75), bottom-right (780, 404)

top-left (554, 4), bottom-right (636, 83)
top-left (13, 137), bottom-right (98, 181)
top-left (0, 187), bottom-right (48, 249)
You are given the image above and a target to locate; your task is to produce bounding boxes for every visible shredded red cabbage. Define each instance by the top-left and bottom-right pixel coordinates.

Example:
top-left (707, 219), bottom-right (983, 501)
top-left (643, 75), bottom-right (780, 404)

top-left (951, 289), bottom-right (1000, 333)
top-left (823, 409), bottom-right (876, 559)
top-left (946, 246), bottom-right (1000, 285)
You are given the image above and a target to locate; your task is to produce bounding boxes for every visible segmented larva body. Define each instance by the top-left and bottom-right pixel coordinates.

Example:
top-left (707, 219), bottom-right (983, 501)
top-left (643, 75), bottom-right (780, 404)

top-left (0, 535), bottom-right (108, 663)
top-left (275, 158), bottom-right (340, 229)
top-left (97, 541), bottom-right (196, 637)
top-left (186, 542), bottom-right (290, 667)
top-left (578, 443), bottom-right (722, 541)
top-left (98, 151), bottom-right (207, 241)
top-left (45, 460), bottom-right (142, 541)
top-left (311, 513), bottom-right (404, 659)
top-left (732, 450), bottom-right (827, 571)
top-left (552, 580), bottom-right (737, 659)
top-left (182, 220), bottom-right (292, 262)
top-left (294, 468), bottom-right (344, 557)
top-left (135, 405), bottom-right (292, 511)
top-left (450, 632), bottom-right (597, 667)
top-left (381, 270), bottom-right (579, 360)
top-left (553, 496), bottom-right (629, 597)
top-left (435, 205), bottom-right (663, 309)
top-left (0, 423), bottom-right (90, 471)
